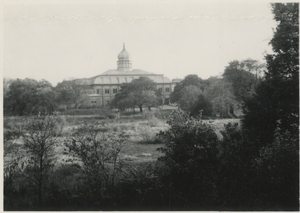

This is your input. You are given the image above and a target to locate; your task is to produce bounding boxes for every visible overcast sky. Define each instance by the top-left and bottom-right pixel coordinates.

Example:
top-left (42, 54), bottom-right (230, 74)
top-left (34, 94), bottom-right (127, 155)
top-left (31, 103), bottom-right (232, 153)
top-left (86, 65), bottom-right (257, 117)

top-left (3, 0), bottom-right (277, 86)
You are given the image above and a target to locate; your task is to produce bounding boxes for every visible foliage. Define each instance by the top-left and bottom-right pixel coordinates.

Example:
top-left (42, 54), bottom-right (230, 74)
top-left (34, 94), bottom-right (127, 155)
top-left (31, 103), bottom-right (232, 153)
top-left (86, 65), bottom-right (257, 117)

top-left (55, 79), bottom-right (91, 109)
top-left (157, 110), bottom-right (220, 208)
top-left (4, 117), bottom-right (23, 156)
top-left (217, 123), bottom-right (254, 209)
top-left (243, 3), bottom-right (299, 146)
top-left (204, 78), bottom-right (237, 118)
top-left (189, 94), bottom-right (213, 117)
top-left (64, 124), bottom-right (129, 203)
top-left (3, 78), bottom-right (14, 96)
top-left (116, 163), bottom-right (162, 210)
top-left (170, 74), bottom-right (205, 103)
top-left (253, 128), bottom-right (299, 209)
top-left (15, 116), bottom-right (63, 206)
top-left (170, 75), bottom-right (215, 117)
top-left (111, 77), bottom-right (160, 112)
top-left (177, 85), bottom-right (202, 111)
top-left (240, 3), bottom-right (299, 209)
top-left (223, 59), bottom-right (265, 102)
top-left (4, 78), bottom-right (57, 116)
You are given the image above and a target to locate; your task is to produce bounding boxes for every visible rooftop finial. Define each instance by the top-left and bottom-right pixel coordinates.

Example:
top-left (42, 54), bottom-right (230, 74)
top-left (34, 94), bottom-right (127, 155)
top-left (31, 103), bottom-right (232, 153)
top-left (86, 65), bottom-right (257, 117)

top-left (123, 42), bottom-right (125, 49)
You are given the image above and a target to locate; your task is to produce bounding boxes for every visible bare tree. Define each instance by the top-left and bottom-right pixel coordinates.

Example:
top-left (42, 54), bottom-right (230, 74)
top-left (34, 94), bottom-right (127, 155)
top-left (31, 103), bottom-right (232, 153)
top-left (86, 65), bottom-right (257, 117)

top-left (64, 125), bottom-right (128, 199)
top-left (19, 115), bottom-right (63, 205)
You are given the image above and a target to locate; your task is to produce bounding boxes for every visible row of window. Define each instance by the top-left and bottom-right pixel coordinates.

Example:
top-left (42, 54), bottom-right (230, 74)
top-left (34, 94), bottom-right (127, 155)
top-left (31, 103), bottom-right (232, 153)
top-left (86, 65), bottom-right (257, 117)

top-left (96, 89), bottom-right (118, 94)
top-left (158, 87), bottom-right (170, 93)
top-left (96, 87), bottom-right (171, 94)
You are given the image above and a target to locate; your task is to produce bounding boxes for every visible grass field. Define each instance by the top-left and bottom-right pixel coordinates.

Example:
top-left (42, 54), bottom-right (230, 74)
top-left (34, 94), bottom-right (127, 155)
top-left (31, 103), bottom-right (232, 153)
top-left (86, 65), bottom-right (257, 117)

top-left (4, 112), bottom-right (240, 166)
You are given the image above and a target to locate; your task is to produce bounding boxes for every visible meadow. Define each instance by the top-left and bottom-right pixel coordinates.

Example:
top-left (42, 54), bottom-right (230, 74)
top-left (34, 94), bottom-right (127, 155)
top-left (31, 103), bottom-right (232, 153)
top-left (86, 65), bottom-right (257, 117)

top-left (4, 110), bottom-right (239, 167)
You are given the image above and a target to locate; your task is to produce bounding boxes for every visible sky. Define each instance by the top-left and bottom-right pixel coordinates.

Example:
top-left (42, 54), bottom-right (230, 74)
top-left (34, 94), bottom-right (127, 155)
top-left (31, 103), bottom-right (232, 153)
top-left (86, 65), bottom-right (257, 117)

top-left (3, 0), bottom-right (277, 86)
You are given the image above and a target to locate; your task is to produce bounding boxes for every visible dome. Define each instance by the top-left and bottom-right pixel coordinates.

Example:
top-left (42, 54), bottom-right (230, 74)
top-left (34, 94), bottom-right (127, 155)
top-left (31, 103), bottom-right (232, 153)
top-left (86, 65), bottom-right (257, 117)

top-left (118, 43), bottom-right (130, 60)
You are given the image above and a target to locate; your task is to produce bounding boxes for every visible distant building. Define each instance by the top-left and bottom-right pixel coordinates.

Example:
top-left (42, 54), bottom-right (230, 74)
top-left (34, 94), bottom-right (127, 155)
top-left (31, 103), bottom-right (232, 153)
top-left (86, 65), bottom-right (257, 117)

top-left (76, 44), bottom-right (179, 107)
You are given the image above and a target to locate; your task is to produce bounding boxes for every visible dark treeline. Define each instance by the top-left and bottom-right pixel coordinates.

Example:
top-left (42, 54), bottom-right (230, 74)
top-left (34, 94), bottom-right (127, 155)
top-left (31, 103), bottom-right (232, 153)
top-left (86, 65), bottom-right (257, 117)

top-left (3, 3), bottom-right (299, 211)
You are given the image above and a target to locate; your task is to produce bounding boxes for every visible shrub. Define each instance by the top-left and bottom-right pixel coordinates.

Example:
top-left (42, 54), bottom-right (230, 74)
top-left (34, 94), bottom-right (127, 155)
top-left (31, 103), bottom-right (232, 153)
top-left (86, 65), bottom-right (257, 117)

top-left (64, 124), bottom-right (129, 204)
top-left (138, 127), bottom-right (157, 143)
top-left (253, 128), bottom-right (299, 210)
top-left (60, 108), bottom-right (112, 116)
top-left (217, 122), bottom-right (253, 209)
top-left (19, 116), bottom-right (62, 206)
top-left (107, 114), bottom-right (116, 119)
top-left (157, 110), bottom-right (220, 209)
top-left (4, 115), bottom-right (64, 210)
top-left (115, 162), bottom-right (165, 210)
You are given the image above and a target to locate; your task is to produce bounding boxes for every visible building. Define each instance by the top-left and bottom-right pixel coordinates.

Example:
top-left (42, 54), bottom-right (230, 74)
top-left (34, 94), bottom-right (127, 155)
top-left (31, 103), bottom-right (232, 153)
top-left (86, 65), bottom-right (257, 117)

top-left (76, 44), bottom-right (178, 107)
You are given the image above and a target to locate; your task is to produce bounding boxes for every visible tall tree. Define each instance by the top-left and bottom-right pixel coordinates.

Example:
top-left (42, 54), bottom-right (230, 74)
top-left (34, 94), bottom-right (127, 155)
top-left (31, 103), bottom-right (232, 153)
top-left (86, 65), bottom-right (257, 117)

top-left (242, 3), bottom-right (299, 208)
top-left (204, 78), bottom-right (236, 118)
top-left (111, 77), bottom-right (159, 112)
top-left (170, 74), bottom-right (204, 103)
top-left (223, 59), bottom-right (265, 103)
top-left (243, 3), bottom-right (299, 146)
top-left (177, 85), bottom-right (202, 112)
top-left (20, 116), bottom-right (62, 205)
top-left (157, 110), bottom-right (219, 208)
top-left (4, 78), bottom-right (56, 116)
top-left (55, 79), bottom-right (91, 109)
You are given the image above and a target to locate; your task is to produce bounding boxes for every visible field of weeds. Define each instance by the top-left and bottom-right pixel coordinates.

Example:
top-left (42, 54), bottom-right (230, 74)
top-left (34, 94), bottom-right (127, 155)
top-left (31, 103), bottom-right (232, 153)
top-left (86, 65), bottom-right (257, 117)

top-left (4, 112), bottom-right (242, 211)
top-left (4, 113), bottom-right (169, 165)
top-left (4, 112), bottom-right (240, 166)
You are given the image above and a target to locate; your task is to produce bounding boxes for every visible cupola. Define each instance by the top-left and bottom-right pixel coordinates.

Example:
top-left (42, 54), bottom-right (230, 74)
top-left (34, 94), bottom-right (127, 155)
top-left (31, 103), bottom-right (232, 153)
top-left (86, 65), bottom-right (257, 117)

top-left (117, 43), bottom-right (132, 71)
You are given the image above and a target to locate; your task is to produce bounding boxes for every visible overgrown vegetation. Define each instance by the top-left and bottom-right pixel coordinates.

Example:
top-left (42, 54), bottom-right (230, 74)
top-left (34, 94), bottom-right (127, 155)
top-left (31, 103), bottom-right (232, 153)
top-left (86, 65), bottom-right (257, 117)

top-left (3, 3), bottom-right (298, 211)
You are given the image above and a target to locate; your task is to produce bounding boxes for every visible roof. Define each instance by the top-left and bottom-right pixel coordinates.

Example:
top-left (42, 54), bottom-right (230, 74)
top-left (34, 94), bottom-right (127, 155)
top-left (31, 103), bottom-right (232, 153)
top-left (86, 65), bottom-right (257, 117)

top-left (90, 69), bottom-right (172, 85)
top-left (118, 44), bottom-right (130, 60)
top-left (100, 69), bottom-right (154, 76)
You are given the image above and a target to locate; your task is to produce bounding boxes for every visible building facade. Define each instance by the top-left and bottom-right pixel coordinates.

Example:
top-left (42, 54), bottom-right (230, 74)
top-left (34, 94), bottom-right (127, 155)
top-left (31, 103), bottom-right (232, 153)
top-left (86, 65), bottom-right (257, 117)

top-left (76, 44), bottom-right (179, 107)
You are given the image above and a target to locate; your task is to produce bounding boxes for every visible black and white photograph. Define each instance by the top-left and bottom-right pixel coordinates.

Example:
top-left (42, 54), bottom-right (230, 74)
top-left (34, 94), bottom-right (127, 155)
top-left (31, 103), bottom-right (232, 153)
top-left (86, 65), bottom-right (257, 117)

top-left (3, 0), bottom-right (299, 211)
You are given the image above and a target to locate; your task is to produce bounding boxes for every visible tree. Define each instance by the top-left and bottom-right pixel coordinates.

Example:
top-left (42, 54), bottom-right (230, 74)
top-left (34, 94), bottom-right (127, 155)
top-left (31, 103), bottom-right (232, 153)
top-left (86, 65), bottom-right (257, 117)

top-left (204, 78), bottom-right (237, 118)
top-left (4, 78), bottom-right (57, 116)
top-left (111, 77), bottom-right (159, 112)
top-left (55, 79), bottom-right (91, 109)
top-left (157, 110), bottom-right (219, 209)
top-left (223, 59), bottom-right (265, 103)
top-left (3, 78), bottom-right (14, 96)
top-left (141, 90), bottom-right (160, 111)
top-left (177, 85), bottom-right (202, 112)
top-left (19, 116), bottom-right (63, 205)
top-left (64, 125), bottom-right (128, 203)
top-left (243, 3), bottom-right (299, 147)
top-left (189, 94), bottom-right (213, 117)
top-left (241, 3), bottom-right (299, 209)
top-left (170, 74), bottom-right (205, 103)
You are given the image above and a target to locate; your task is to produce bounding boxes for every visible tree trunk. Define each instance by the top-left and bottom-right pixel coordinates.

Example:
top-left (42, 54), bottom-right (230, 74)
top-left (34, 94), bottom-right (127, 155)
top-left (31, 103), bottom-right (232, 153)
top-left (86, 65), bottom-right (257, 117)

top-left (38, 156), bottom-right (43, 206)
top-left (148, 106), bottom-right (151, 111)
top-left (139, 105), bottom-right (143, 112)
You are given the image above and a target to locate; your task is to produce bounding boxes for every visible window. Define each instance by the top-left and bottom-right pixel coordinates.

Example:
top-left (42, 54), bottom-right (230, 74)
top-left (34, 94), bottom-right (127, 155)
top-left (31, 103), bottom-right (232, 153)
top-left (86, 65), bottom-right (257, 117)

top-left (158, 88), bottom-right (162, 92)
top-left (91, 100), bottom-right (96, 106)
top-left (165, 87), bottom-right (170, 92)
top-left (97, 89), bottom-right (100, 94)
top-left (105, 89), bottom-right (110, 94)
top-left (113, 88), bottom-right (118, 94)
top-left (106, 100), bottom-right (110, 105)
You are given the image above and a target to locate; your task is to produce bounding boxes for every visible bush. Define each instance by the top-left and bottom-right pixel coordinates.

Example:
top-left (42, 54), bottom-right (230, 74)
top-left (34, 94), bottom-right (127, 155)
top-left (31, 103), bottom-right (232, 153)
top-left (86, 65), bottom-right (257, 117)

top-left (64, 124), bottom-right (129, 204)
top-left (253, 128), bottom-right (299, 210)
top-left (60, 108), bottom-right (112, 116)
top-left (217, 122), bottom-right (253, 209)
top-left (4, 115), bottom-right (64, 210)
top-left (157, 110), bottom-right (220, 209)
top-left (138, 127), bottom-right (157, 143)
top-left (218, 121), bottom-right (299, 210)
top-left (115, 162), bottom-right (166, 210)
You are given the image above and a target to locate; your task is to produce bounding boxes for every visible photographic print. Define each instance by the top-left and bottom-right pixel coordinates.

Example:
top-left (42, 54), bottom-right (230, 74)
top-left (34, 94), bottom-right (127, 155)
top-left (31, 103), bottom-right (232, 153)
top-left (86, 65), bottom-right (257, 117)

top-left (3, 0), bottom-right (299, 211)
